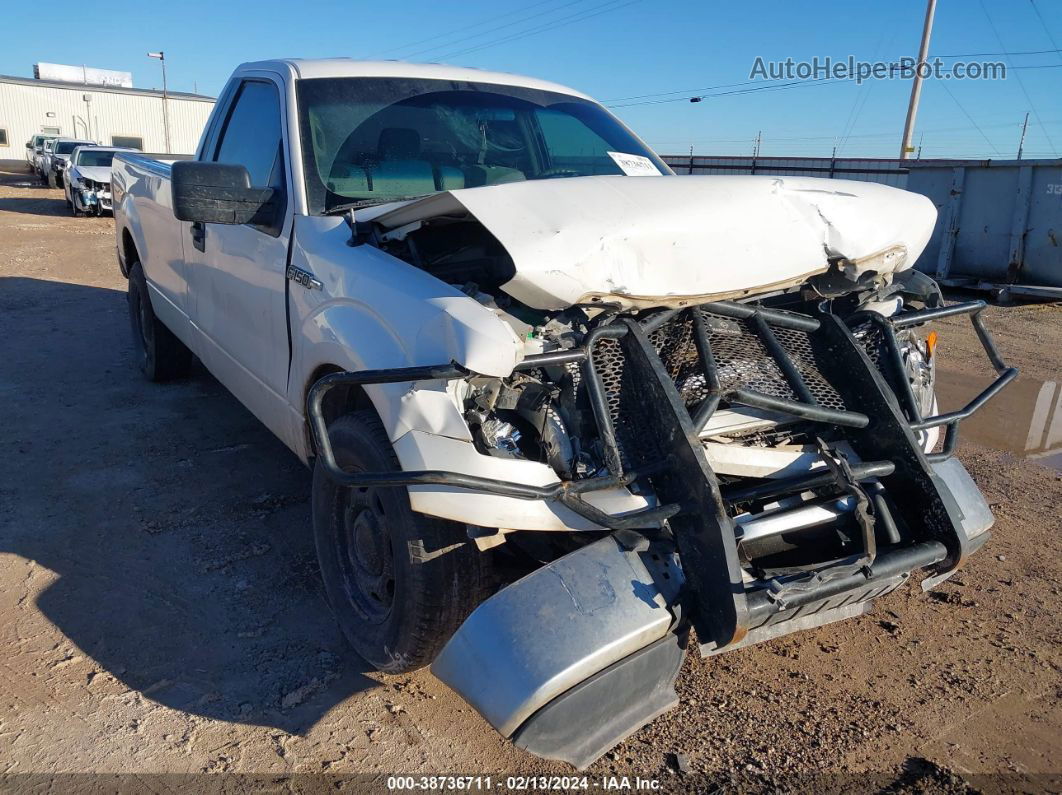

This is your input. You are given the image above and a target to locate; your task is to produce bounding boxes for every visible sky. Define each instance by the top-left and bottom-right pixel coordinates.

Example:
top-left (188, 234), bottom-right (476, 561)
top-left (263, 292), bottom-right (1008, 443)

top-left (2, 0), bottom-right (1060, 159)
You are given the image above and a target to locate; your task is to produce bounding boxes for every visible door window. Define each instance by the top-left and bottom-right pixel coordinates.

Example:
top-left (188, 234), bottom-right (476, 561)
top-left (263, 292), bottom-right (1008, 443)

top-left (111, 135), bottom-right (143, 149)
top-left (214, 80), bottom-right (284, 189)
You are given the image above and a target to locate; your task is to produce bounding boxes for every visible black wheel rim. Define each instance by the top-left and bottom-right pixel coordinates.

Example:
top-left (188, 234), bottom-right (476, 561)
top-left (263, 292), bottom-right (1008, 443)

top-left (336, 486), bottom-right (396, 624)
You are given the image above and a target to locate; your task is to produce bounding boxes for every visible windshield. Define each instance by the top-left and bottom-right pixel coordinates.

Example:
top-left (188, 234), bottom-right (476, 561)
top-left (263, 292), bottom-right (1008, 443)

top-left (55, 141), bottom-right (91, 155)
top-left (76, 150), bottom-right (116, 167)
top-left (296, 77), bottom-right (669, 214)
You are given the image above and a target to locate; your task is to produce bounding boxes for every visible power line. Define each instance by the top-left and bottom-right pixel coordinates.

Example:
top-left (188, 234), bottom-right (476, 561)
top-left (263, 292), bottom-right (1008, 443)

top-left (979, 0), bottom-right (1057, 154)
top-left (363, 0), bottom-right (573, 57)
top-left (607, 61), bottom-right (1062, 109)
top-left (932, 79), bottom-right (1002, 156)
top-left (602, 53), bottom-right (1062, 105)
top-left (935, 46), bottom-right (1061, 57)
top-left (402, 0), bottom-right (594, 60)
top-left (840, 27), bottom-right (899, 156)
top-left (437, 0), bottom-right (643, 60)
top-left (602, 79), bottom-right (761, 104)
top-left (1027, 1), bottom-right (1062, 63)
top-left (607, 76), bottom-right (841, 108)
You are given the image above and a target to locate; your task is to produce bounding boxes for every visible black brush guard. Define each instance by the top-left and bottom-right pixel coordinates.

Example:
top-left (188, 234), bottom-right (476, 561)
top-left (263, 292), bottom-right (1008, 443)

top-left (307, 299), bottom-right (1015, 651)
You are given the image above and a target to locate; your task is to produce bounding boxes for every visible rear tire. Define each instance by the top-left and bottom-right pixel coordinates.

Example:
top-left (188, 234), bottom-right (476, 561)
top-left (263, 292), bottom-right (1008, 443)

top-left (312, 410), bottom-right (493, 673)
top-left (127, 261), bottom-right (192, 382)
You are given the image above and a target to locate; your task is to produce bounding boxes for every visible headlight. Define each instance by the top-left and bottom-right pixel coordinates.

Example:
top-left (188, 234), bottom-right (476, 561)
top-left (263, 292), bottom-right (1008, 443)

top-left (897, 329), bottom-right (935, 416)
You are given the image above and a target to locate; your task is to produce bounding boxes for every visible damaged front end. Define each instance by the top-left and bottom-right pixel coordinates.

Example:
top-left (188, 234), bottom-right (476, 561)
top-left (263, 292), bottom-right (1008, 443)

top-left (307, 179), bottom-right (1016, 768)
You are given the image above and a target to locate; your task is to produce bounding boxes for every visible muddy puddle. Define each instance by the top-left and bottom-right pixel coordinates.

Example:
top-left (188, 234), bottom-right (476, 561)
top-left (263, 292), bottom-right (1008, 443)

top-left (936, 368), bottom-right (1062, 471)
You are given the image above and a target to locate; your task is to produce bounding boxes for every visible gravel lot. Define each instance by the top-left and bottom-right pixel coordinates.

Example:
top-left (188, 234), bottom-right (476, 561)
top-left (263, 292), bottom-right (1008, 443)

top-left (1, 166), bottom-right (1059, 792)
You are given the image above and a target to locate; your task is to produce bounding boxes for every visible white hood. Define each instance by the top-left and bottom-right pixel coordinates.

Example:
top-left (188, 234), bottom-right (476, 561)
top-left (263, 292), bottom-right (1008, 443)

top-left (366, 175), bottom-right (938, 310)
top-left (73, 165), bottom-right (112, 184)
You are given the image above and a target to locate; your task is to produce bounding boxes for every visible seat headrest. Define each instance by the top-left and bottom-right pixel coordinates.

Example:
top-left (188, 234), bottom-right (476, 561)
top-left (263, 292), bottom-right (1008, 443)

top-left (378, 128), bottom-right (421, 160)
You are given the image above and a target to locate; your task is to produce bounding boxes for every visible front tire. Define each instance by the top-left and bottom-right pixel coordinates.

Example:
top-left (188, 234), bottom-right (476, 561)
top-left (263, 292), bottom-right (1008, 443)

top-left (127, 261), bottom-right (192, 381)
top-left (312, 411), bottom-right (493, 673)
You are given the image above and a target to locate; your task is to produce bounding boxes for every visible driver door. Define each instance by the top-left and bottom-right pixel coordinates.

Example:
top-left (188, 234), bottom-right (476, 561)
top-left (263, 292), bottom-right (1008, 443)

top-left (184, 75), bottom-right (295, 444)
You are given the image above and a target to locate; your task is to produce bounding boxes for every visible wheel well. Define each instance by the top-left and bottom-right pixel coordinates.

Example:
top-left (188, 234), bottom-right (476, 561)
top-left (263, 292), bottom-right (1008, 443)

top-left (120, 229), bottom-right (137, 278)
top-left (305, 364), bottom-right (377, 455)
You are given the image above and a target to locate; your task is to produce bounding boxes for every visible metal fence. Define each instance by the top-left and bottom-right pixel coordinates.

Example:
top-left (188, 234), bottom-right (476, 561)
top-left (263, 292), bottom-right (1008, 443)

top-left (660, 154), bottom-right (1062, 297)
top-left (907, 158), bottom-right (1062, 298)
top-left (661, 155), bottom-right (911, 188)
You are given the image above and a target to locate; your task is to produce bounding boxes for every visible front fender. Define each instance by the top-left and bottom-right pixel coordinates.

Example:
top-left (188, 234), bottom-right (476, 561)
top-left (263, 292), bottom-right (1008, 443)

top-left (288, 215), bottom-right (523, 442)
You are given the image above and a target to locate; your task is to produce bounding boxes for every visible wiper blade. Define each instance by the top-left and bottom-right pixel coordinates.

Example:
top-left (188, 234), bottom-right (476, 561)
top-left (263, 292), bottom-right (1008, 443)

top-left (323, 194), bottom-right (432, 216)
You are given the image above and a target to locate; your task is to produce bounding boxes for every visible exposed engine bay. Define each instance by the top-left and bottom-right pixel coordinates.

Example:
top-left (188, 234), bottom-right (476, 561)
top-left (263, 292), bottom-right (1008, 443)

top-left (365, 208), bottom-right (945, 580)
top-left (310, 175), bottom-right (1016, 769)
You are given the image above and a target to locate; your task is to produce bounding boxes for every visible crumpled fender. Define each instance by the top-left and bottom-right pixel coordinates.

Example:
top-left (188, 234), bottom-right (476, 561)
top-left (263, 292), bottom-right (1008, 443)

top-left (287, 215), bottom-right (523, 443)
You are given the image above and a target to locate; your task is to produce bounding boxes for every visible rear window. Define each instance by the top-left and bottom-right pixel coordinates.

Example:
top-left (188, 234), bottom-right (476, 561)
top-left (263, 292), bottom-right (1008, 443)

top-left (111, 135), bottom-right (143, 150)
top-left (76, 150), bottom-right (116, 167)
top-left (55, 141), bottom-right (91, 155)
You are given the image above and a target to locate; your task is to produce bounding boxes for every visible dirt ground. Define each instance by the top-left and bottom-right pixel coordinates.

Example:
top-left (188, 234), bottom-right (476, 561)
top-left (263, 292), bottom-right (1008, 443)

top-left (0, 166), bottom-right (1059, 793)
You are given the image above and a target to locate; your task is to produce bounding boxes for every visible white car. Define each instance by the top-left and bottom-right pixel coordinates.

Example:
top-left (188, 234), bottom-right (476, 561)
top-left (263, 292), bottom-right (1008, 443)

top-left (34, 137), bottom-right (57, 181)
top-left (64, 146), bottom-right (134, 215)
top-left (112, 59), bottom-right (1014, 768)
top-left (26, 133), bottom-right (57, 167)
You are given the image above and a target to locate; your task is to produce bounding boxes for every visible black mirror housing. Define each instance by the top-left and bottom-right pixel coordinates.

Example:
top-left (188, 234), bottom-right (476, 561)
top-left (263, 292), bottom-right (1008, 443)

top-left (171, 161), bottom-right (276, 225)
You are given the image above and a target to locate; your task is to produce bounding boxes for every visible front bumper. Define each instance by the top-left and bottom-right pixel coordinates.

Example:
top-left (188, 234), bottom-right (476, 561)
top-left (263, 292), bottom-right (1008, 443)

top-left (76, 186), bottom-right (112, 212)
top-left (432, 448), bottom-right (992, 767)
top-left (310, 299), bottom-right (1013, 765)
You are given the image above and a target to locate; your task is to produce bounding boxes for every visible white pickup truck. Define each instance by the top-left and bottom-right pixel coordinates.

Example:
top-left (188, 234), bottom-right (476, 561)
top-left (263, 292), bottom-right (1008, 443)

top-left (113, 58), bottom-right (1014, 767)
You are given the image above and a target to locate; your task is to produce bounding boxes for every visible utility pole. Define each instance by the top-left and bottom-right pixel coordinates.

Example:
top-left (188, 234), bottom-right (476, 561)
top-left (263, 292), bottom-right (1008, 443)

top-left (917, 132), bottom-right (924, 159)
top-left (148, 51), bottom-right (171, 154)
top-left (899, 0), bottom-right (937, 160)
top-left (753, 130), bottom-right (762, 157)
top-left (1017, 112), bottom-right (1030, 159)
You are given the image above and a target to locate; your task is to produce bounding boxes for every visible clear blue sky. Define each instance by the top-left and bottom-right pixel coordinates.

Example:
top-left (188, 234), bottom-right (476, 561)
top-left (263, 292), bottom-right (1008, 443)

top-left (3, 0), bottom-right (1059, 159)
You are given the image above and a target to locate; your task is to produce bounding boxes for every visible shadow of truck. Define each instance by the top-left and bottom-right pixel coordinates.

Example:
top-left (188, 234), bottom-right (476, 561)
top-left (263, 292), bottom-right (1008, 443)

top-left (0, 276), bottom-right (378, 734)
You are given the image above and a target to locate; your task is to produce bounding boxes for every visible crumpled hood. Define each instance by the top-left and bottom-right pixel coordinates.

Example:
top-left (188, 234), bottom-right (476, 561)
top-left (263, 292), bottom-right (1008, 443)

top-left (73, 165), bottom-right (112, 184)
top-left (366, 175), bottom-right (938, 310)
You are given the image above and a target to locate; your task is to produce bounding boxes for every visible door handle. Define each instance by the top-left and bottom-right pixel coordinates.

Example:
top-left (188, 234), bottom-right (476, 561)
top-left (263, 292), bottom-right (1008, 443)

top-left (191, 221), bottom-right (206, 252)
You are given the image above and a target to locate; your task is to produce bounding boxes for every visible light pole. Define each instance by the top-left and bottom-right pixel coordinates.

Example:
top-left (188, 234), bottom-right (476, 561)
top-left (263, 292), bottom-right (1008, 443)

top-left (147, 51), bottom-right (171, 154)
top-left (899, 0), bottom-right (938, 160)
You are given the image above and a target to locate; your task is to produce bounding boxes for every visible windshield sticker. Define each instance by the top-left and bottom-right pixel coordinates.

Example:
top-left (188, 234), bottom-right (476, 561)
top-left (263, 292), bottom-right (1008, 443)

top-left (607, 151), bottom-right (661, 176)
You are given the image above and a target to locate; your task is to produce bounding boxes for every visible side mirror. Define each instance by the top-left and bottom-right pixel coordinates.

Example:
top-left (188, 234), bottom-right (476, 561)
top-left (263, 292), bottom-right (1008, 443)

top-left (171, 161), bottom-right (276, 225)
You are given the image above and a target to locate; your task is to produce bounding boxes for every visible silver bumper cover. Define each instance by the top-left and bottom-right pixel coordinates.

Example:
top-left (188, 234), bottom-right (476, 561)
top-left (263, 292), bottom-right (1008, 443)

top-left (431, 535), bottom-right (683, 740)
top-left (431, 461), bottom-right (993, 766)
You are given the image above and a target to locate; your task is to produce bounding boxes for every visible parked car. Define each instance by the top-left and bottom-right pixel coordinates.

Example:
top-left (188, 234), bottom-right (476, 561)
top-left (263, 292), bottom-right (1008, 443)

top-left (112, 59), bottom-right (1015, 768)
top-left (25, 133), bottom-right (57, 167)
top-left (33, 137), bottom-right (57, 181)
top-left (40, 137), bottom-right (94, 187)
top-left (64, 145), bottom-right (134, 216)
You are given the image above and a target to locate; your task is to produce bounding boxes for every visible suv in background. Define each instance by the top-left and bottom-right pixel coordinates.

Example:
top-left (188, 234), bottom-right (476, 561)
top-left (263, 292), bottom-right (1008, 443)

top-left (40, 138), bottom-right (94, 187)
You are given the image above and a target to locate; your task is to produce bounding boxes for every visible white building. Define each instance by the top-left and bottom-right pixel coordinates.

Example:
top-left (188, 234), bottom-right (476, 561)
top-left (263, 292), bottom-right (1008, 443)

top-left (0, 73), bottom-right (215, 164)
